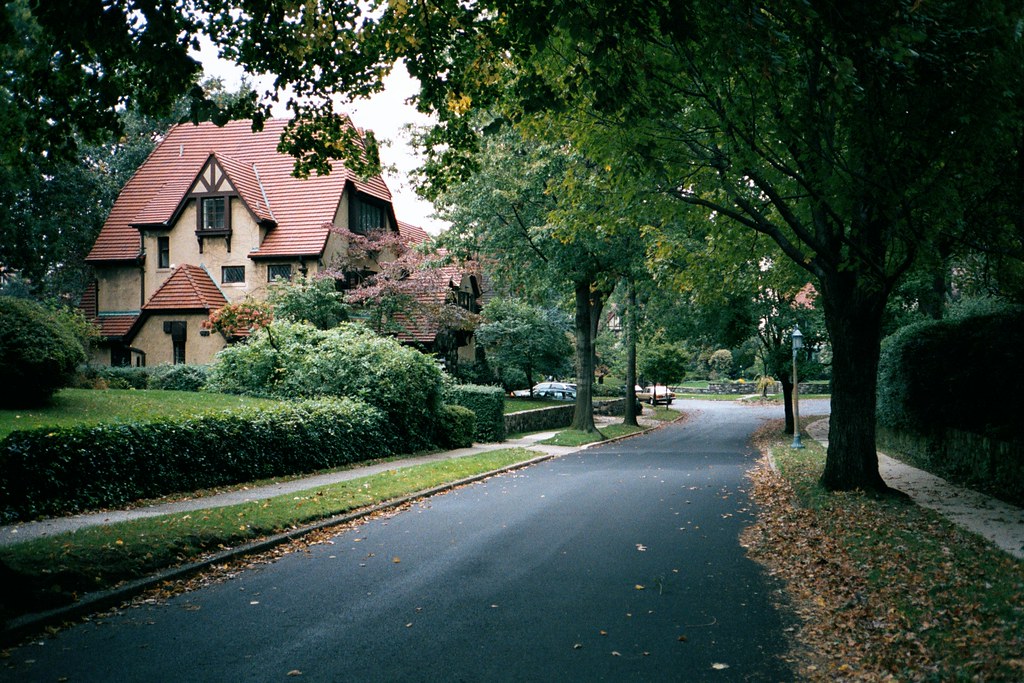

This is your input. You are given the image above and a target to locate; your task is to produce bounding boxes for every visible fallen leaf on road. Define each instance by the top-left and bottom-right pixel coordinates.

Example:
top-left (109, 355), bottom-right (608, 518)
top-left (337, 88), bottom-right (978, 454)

top-left (711, 663), bottom-right (730, 670)
top-left (636, 544), bottom-right (647, 551)
top-left (635, 584), bottom-right (645, 590)
top-left (612, 651), bottom-right (621, 657)
top-left (287, 670), bottom-right (302, 676)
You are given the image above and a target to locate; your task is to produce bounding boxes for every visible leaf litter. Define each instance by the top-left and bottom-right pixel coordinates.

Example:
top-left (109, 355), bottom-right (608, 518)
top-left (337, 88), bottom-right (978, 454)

top-left (742, 423), bottom-right (1024, 681)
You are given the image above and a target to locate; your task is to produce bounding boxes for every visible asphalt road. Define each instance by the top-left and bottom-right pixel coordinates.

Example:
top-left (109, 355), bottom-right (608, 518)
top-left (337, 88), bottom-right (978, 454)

top-left (1, 399), bottom-right (829, 682)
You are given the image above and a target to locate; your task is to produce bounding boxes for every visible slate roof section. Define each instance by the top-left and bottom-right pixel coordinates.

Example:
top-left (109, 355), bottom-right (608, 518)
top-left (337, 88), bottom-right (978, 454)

top-left (87, 118), bottom-right (393, 263)
top-left (142, 264), bottom-right (228, 312)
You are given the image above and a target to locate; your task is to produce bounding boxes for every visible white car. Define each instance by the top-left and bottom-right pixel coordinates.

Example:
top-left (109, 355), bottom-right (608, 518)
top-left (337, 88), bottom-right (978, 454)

top-left (513, 381), bottom-right (577, 398)
top-left (635, 384), bottom-right (675, 405)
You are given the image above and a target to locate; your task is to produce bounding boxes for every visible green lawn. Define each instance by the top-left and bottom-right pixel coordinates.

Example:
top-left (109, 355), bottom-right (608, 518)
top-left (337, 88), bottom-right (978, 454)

top-left (504, 397), bottom-right (571, 413)
top-left (0, 389), bottom-right (281, 439)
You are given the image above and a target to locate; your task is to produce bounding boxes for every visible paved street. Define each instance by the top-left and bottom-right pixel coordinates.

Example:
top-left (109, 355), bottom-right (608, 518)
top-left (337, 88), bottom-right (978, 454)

top-left (1, 401), bottom-right (826, 682)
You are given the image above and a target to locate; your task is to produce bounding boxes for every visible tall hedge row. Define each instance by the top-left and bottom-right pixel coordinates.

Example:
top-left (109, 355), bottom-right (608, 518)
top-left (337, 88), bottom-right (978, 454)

top-left (877, 309), bottom-right (1023, 439)
top-left (444, 384), bottom-right (506, 442)
top-left (0, 398), bottom-right (393, 523)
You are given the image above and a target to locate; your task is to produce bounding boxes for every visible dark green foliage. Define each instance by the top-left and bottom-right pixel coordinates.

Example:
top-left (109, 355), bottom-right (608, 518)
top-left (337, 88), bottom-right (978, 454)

top-left (877, 308), bottom-right (1024, 439)
top-left (435, 404), bottom-right (476, 449)
top-left (638, 341), bottom-right (688, 386)
top-left (877, 308), bottom-right (1024, 502)
top-left (0, 398), bottom-right (393, 523)
top-left (208, 322), bottom-right (443, 450)
top-left (74, 365), bottom-right (152, 390)
top-left (444, 384), bottom-right (506, 443)
top-left (148, 364), bottom-right (209, 392)
top-left (0, 297), bottom-right (85, 407)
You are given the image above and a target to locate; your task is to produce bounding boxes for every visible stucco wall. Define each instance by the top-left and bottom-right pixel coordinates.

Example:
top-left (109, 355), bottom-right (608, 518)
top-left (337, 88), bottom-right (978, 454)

top-left (131, 313), bottom-right (226, 366)
top-left (96, 266), bottom-right (142, 312)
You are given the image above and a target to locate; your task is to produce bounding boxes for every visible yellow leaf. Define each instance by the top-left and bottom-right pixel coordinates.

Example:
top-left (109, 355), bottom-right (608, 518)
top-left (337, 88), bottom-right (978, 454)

top-left (635, 584), bottom-right (645, 590)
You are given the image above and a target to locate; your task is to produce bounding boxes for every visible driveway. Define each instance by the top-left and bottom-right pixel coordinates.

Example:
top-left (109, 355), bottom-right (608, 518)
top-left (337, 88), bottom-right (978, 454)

top-left (1, 399), bottom-right (826, 682)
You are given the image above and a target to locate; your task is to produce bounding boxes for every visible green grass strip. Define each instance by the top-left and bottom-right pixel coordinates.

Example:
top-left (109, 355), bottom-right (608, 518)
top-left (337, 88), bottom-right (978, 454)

top-left (0, 448), bottom-right (539, 619)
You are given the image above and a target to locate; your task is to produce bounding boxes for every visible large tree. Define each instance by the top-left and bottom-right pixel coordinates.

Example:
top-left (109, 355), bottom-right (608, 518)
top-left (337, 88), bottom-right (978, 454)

top-left (387, 0), bottom-right (1022, 492)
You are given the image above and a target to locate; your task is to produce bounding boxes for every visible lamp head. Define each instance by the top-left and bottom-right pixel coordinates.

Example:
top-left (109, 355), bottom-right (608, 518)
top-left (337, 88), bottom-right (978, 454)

top-left (792, 325), bottom-right (804, 350)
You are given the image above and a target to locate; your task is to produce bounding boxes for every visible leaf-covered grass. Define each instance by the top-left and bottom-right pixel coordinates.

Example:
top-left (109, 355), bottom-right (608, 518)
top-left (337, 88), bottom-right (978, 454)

top-left (0, 448), bottom-right (540, 622)
top-left (745, 422), bottom-right (1024, 681)
top-left (0, 389), bottom-right (280, 439)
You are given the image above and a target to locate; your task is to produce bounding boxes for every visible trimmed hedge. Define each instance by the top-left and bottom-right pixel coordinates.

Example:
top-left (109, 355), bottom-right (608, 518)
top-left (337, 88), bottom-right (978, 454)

top-left (445, 384), bottom-right (506, 442)
top-left (0, 398), bottom-right (393, 523)
top-left (436, 404), bottom-right (477, 449)
top-left (877, 308), bottom-right (1023, 439)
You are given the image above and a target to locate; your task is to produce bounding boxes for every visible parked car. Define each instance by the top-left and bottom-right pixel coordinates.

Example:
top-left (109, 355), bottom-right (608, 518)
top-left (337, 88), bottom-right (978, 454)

top-left (635, 384), bottom-right (675, 405)
top-left (512, 381), bottom-right (577, 398)
top-left (536, 387), bottom-right (577, 401)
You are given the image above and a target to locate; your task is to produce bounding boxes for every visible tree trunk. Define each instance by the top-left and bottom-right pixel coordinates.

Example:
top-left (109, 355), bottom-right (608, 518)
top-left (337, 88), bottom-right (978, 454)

top-left (818, 274), bottom-right (889, 493)
top-left (623, 279), bottom-right (639, 427)
top-left (779, 373), bottom-right (794, 435)
top-left (571, 279), bottom-right (598, 432)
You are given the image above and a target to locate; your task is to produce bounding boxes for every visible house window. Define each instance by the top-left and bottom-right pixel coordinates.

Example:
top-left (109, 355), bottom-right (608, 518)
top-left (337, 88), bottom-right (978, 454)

top-left (350, 196), bottom-right (387, 235)
top-left (157, 236), bottom-right (170, 269)
top-left (267, 264), bottom-right (292, 282)
top-left (111, 344), bottom-right (132, 367)
top-left (201, 196), bottom-right (227, 232)
top-left (173, 339), bottom-right (186, 364)
top-left (222, 265), bottom-right (245, 284)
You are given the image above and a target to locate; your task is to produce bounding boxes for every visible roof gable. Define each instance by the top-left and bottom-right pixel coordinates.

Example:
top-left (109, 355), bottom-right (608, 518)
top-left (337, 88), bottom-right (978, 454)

top-left (87, 118), bottom-right (394, 263)
top-left (142, 264), bottom-right (228, 311)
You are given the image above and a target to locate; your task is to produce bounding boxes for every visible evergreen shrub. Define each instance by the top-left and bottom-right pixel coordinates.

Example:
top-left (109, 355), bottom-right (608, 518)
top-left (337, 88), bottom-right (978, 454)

top-left (0, 297), bottom-right (85, 407)
top-left (445, 384), bottom-right (506, 442)
top-left (148, 364), bottom-right (209, 392)
top-left (436, 404), bottom-right (476, 449)
top-left (207, 322), bottom-right (443, 450)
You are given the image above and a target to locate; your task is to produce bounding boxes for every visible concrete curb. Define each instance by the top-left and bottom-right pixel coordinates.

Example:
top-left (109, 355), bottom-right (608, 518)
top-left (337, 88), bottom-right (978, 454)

top-left (1, 416), bottom-right (671, 645)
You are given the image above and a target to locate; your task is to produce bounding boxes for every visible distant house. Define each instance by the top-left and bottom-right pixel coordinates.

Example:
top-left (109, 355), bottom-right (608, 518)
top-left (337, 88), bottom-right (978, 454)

top-left (82, 118), bottom-right (476, 367)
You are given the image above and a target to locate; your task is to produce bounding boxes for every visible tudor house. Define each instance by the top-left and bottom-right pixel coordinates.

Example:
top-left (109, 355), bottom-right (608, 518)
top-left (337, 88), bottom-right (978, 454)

top-left (82, 118), bottom-right (481, 367)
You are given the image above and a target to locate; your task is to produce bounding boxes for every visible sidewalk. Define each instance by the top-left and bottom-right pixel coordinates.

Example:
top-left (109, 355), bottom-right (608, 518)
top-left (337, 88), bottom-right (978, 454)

top-left (805, 418), bottom-right (1024, 559)
top-left (0, 414), bottom-right (659, 547)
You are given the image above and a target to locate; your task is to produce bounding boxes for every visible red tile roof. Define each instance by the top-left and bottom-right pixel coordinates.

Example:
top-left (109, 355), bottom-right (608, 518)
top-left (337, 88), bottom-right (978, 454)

top-left (397, 221), bottom-right (430, 245)
top-left (97, 314), bottom-right (139, 338)
top-left (142, 264), bottom-right (228, 311)
top-left (87, 118), bottom-right (393, 263)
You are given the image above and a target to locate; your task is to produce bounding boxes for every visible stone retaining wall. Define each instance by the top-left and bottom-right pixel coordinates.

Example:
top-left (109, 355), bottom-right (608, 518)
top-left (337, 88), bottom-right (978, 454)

top-left (504, 398), bottom-right (629, 435)
top-left (680, 382), bottom-right (830, 395)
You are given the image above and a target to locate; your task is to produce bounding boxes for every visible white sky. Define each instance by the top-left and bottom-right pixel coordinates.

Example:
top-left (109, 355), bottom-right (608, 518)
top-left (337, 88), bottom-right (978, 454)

top-left (192, 39), bottom-right (449, 235)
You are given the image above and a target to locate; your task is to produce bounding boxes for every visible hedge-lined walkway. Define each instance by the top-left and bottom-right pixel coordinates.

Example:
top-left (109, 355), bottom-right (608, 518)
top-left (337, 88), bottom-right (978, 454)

top-left (0, 430), bottom-right (576, 547)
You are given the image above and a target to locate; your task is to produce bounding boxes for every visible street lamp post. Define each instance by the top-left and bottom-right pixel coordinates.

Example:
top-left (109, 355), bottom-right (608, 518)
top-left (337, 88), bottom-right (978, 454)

top-left (791, 325), bottom-right (805, 449)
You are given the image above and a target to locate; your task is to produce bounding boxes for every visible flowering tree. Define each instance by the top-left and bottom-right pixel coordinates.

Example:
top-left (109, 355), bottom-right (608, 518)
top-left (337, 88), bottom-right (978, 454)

top-left (324, 226), bottom-right (480, 345)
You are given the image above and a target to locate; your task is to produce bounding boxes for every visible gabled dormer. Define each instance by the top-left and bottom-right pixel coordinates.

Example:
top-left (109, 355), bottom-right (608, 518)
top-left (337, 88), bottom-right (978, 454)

top-left (188, 155), bottom-right (238, 252)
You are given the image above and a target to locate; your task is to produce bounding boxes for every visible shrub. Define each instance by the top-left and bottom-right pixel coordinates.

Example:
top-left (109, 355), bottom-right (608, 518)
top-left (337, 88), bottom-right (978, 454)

top-left (148, 364), bottom-right (209, 392)
top-left (436, 404), bottom-right (476, 449)
top-left (0, 297), bottom-right (86, 407)
top-left (0, 398), bottom-right (392, 523)
top-left (877, 308), bottom-right (1024, 438)
top-left (444, 384), bottom-right (506, 442)
top-left (208, 321), bottom-right (443, 450)
top-left (76, 365), bottom-right (152, 390)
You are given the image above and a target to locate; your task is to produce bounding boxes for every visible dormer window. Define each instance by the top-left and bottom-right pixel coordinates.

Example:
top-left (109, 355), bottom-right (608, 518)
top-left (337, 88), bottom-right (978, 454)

top-left (350, 194), bottom-right (388, 235)
top-left (201, 196), bottom-right (228, 233)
